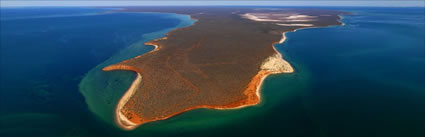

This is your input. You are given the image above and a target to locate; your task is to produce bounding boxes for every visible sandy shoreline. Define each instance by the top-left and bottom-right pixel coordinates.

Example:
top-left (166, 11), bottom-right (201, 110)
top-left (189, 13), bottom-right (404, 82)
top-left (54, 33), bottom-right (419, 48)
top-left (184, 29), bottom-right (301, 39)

top-left (115, 73), bottom-right (142, 130)
top-left (113, 39), bottom-right (164, 130)
top-left (109, 10), bottom-right (344, 130)
top-left (113, 30), bottom-right (294, 130)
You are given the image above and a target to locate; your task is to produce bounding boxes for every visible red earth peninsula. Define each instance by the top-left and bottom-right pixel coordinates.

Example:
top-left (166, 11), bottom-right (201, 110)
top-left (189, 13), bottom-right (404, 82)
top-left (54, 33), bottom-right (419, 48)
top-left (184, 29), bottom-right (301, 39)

top-left (102, 7), bottom-right (344, 130)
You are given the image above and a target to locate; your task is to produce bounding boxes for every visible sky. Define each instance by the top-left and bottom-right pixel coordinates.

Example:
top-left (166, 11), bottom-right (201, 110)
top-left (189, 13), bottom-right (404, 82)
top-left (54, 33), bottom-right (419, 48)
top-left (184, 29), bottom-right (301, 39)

top-left (1, 0), bottom-right (424, 7)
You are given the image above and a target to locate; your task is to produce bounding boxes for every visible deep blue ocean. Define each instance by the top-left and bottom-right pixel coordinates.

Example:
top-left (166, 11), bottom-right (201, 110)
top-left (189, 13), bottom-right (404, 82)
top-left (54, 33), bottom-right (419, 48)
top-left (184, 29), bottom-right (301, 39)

top-left (1, 7), bottom-right (424, 137)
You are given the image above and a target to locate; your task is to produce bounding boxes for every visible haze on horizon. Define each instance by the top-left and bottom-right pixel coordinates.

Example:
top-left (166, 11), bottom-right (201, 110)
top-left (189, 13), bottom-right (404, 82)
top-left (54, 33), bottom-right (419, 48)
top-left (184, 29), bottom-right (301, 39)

top-left (1, 0), bottom-right (424, 7)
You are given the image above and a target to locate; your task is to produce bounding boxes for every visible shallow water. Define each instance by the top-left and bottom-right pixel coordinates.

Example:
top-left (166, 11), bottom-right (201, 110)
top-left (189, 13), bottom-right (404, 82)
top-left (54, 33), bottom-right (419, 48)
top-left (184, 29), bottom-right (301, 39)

top-left (1, 7), bottom-right (424, 137)
top-left (0, 7), bottom-right (193, 136)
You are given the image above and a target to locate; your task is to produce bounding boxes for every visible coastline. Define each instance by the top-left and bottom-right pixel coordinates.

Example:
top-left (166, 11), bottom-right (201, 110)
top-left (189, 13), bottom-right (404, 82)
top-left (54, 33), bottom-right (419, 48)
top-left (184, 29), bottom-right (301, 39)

top-left (111, 38), bottom-right (169, 130)
top-left (111, 29), bottom-right (295, 130)
top-left (254, 33), bottom-right (294, 104)
top-left (104, 9), bottom-right (345, 130)
top-left (105, 14), bottom-right (197, 129)
top-left (115, 73), bottom-right (142, 130)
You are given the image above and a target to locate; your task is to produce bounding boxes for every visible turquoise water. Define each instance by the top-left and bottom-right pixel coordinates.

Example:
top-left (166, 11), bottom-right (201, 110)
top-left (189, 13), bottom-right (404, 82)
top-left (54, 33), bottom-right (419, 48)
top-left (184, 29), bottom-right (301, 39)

top-left (0, 7), bottom-right (194, 136)
top-left (78, 11), bottom-right (195, 125)
top-left (1, 7), bottom-right (424, 137)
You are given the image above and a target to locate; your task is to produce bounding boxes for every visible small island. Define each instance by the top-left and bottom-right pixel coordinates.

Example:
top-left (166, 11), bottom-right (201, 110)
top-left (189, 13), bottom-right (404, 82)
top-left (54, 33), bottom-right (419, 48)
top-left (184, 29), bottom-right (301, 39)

top-left (102, 7), bottom-right (344, 130)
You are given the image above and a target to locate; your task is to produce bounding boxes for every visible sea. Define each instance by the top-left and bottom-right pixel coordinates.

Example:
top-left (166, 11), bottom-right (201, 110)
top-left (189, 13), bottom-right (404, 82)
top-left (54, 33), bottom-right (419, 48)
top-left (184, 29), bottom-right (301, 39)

top-left (0, 7), bottom-right (424, 137)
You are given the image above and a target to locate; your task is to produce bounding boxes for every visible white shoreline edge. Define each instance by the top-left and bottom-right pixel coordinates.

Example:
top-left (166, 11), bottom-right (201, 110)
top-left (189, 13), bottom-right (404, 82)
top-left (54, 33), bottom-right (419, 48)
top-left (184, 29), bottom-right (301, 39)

top-left (115, 73), bottom-right (142, 130)
top-left (258, 32), bottom-right (294, 102)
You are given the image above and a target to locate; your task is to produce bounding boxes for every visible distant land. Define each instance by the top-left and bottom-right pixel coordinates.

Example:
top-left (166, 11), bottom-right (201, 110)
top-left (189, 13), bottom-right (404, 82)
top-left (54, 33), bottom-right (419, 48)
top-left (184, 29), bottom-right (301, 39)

top-left (101, 7), bottom-right (345, 130)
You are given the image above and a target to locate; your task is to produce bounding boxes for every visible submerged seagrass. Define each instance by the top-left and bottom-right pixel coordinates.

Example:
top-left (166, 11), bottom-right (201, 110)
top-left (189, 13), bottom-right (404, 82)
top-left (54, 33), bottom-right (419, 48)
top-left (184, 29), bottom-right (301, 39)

top-left (102, 7), bottom-right (344, 129)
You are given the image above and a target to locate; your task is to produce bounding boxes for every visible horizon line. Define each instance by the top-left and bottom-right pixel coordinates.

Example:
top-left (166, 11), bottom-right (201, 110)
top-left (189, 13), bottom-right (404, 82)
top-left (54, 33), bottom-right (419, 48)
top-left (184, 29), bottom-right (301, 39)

top-left (1, 1), bottom-right (424, 8)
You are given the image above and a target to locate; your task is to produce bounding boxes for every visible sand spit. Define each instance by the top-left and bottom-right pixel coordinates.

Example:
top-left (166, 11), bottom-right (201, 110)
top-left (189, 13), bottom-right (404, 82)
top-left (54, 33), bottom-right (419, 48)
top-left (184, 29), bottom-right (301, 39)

top-left (106, 38), bottom-right (165, 130)
top-left (116, 73), bottom-right (142, 130)
top-left (104, 39), bottom-right (164, 130)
